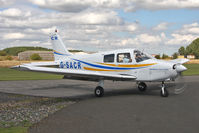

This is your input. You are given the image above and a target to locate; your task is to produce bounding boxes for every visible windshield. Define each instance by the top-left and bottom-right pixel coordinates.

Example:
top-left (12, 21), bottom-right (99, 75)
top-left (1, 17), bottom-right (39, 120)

top-left (134, 50), bottom-right (151, 63)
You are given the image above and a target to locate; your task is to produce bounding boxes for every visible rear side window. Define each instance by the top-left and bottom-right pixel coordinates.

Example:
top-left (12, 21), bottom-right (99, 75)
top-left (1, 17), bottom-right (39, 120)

top-left (104, 54), bottom-right (115, 63)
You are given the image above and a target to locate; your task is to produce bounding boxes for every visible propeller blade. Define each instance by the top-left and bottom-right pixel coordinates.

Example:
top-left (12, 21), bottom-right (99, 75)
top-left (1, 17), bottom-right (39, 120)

top-left (174, 72), bottom-right (187, 94)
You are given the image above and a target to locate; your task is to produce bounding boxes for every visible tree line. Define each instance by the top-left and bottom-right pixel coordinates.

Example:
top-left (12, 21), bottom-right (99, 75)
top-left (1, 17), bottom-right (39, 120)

top-left (0, 46), bottom-right (52, 56)
top-left (0, 46), bottom-right (83, 56)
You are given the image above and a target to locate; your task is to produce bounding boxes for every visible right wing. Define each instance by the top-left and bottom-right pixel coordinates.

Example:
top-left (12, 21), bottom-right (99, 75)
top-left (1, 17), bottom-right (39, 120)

top-left (169, 58), bottom-right (189, 64)
top-left (11, 64), bottom-right (136, 81)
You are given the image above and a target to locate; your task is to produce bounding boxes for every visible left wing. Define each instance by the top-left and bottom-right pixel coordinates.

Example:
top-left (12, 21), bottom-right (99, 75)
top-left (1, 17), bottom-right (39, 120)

top-left (23, 61), bottom-right (60, 67)
top-left (11, 64), bottom-right (136, 81)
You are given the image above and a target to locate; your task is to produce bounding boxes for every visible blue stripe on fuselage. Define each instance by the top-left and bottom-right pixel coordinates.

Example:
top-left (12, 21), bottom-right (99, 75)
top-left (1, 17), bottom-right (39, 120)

top-left (72, 59), bottom-right (146, 70)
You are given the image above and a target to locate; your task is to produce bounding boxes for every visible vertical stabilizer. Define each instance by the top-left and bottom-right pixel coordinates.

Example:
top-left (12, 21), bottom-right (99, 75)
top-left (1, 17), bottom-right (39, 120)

top-left (50, 29), bottom-right (72, 60)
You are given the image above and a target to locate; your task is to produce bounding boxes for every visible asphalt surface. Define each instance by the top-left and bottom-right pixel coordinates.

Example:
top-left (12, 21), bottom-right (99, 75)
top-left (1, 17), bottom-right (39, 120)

top-left (0, 79), bottom-right (165, 98)
top-left (1, 76), bottom-right (199, 133)
top-left (28, 76), bottom-right (199, 133)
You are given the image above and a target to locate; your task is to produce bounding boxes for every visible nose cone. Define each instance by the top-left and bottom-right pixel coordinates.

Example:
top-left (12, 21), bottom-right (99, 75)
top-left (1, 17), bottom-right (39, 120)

top-left (176, 65), bottom-right (187, 72)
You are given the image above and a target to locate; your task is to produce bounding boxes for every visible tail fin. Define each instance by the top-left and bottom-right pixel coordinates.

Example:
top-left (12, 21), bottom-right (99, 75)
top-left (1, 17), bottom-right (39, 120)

top-left (50, 29), bottom-right (72, 60)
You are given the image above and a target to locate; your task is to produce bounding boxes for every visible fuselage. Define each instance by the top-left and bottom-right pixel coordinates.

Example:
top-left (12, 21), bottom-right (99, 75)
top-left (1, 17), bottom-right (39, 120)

top-left (58, 48), bottom-right (183, 82)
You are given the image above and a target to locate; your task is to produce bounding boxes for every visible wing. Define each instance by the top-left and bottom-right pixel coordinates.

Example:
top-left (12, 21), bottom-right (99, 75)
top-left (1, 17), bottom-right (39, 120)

top-left (11, 64), bottom-right (136, 81)
top-left (169, 58), bottom-right (189, 64)
top-left (23, 61), bottom-right (60, 67)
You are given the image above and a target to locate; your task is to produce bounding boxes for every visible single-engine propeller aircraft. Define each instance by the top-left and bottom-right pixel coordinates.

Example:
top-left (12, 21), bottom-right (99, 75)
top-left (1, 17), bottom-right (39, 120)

top-left (12, 30), bottom-right (189, 97)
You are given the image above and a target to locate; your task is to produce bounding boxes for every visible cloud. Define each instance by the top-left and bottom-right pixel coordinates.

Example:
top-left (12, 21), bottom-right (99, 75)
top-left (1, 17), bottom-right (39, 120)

top-left (119, 33), bottom-right (164, 47)
top-left (153, 22), bottom-right (169, 31)
top-left (68, 10), bottom-right (123, 25)
top-left (0, 6), bottom-right (127, 51)
top-left (125, 24), bottom-right (138, 32)
top-left (3, 33), bottom-right (26, 39)
top-left (0, 0), bottom-right (198, 55)
top-left (125, 0), bottom-right (199, 12)
top-left (0, 0), bottom-right (16, 8)
top-left (0, 8), bottom-right (31, 18)
top-left (166, 33), bottom-right (198, 45)
top-left (28, 0), bottom-right (199, 12)
top-left (29, 0), bottom-right (124, 12)
top-left (29, 0), bottom-right (93, 12)
top-left (137, 33), bottom-right (162, 44)
top-left (166, 22), bottom-right (199, 45)
top-left (0, 8), bottom-right (21, 17)
top-left (176, 22), bottom-right (199, 34)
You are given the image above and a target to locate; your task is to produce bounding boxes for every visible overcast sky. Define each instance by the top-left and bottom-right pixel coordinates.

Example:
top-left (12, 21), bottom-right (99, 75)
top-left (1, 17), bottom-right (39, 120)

top-left (0, 0), bottom-right (199, 55)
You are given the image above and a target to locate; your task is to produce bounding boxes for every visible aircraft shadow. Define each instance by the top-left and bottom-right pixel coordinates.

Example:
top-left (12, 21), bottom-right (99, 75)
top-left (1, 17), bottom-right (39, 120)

top-left (32, 84), bottom-right (93, 91)
top-left (28, 82), bottom-right (182, 101)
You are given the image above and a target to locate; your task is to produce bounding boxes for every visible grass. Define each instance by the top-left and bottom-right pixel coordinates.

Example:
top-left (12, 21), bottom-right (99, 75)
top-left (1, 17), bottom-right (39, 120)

top-left (0, 68), bottom-right (63, 81)
top-left (0, 127), bottom-right (28, 133)
top-left (183, 64), bottom-right (199, 76)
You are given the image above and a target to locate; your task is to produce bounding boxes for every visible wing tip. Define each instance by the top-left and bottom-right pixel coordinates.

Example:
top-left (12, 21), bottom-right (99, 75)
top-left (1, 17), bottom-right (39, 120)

top-left (10, 65), bottom-right (30, 71)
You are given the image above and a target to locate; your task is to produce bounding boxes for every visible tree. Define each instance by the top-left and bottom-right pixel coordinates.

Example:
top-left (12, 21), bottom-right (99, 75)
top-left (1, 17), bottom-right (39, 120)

top-left (0, 51), bottom-right (7, 56)
top-left (155, 54), bottom-right (161, 59)
top-left (162, 54), bottom-right (169, 59)
top-left (30, 53), bottom-right (42, 60)
top-left (178, 46), bottom-right (185, 55)
top-left (184, 38), bottom-right (199, 59)
top-left (172, 52), bottom-right (178, 59)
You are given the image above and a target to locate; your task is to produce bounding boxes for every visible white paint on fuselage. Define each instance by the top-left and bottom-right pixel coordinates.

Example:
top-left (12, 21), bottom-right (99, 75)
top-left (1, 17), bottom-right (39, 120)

top-left (58, 48), bottom-right (178, 82)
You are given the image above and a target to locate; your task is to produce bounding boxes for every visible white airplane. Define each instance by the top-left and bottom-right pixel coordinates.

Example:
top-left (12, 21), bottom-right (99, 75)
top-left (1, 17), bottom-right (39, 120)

top-left (12, 30), bottom-right (189, 97)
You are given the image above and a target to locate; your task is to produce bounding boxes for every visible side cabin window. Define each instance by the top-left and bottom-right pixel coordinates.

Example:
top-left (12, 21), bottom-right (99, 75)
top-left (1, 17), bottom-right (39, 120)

top-left (117, 53), bottom-right (132, 63)
top-left (104, 54), bottom-right (115, 63)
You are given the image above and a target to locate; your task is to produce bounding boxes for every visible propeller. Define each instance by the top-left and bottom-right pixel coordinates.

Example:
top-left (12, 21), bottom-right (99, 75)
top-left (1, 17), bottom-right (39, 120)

top-left (173, 71), bottom-right (187, 94)
top-left (169, 64), bottom-right (187, 94)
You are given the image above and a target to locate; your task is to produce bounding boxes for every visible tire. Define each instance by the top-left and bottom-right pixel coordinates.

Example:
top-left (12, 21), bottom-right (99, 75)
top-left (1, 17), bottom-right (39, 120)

top-left (138, 82), bottom-right (147, 92)
top-left (160, 89), bottom-right (169, 97)
top-left (95, 86), bottom-right (104, 97)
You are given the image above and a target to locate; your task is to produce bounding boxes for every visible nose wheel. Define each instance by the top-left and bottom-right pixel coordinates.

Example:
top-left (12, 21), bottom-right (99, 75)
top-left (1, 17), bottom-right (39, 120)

top-left (160, 81), bottom-right (169, 97)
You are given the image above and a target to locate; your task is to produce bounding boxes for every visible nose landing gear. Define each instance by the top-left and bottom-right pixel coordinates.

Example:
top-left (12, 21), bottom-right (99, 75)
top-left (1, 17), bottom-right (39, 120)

top-left (160, 81), bottom-right (169, 97)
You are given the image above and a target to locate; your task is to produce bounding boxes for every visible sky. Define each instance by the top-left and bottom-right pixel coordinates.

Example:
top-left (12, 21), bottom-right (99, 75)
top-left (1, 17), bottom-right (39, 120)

top-left (0, 0), bottom-right (199, 55)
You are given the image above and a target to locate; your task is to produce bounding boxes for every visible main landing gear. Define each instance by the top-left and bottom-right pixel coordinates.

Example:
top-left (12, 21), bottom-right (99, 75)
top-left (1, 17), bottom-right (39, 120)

top-left (94, 80), bottom-right (104, 97)
top-left (138, 82), bottom-right (147, 92)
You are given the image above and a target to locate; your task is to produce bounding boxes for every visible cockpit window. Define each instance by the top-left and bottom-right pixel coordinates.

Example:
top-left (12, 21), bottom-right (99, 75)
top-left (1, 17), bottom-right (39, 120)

top-left (134, 50), bottom-right (151, 63)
